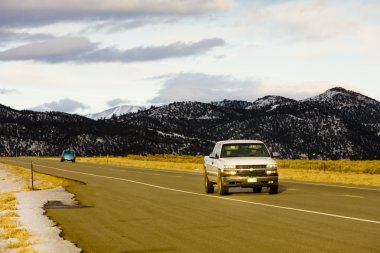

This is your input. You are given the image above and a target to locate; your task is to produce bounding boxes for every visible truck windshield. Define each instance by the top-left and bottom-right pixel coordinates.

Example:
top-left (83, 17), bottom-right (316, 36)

top-left (221, 143), bottom-right (270, 158)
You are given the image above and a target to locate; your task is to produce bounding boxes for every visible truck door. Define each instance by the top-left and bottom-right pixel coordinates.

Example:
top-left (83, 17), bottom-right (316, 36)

top-left (207, 143), bottom-right (220, 181)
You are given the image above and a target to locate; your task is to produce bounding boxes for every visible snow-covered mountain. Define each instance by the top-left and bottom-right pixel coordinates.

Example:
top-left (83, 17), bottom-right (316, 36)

top-left (304, 87), bottom-right (379, 107)
top-left (85, 105), bottom-right (146, 120)
top-left (0, 87), bottom-right (379, 159)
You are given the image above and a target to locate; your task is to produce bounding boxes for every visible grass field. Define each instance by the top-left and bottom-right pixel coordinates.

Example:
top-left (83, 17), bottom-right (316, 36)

top-left (77, 155), bottom-right (380, 186)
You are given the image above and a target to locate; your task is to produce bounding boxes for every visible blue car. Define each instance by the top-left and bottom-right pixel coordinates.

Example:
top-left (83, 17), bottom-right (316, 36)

top-left (61, 150), bottom-right (76, 163)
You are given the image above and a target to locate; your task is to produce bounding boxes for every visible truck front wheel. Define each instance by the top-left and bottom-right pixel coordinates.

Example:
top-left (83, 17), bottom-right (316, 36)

top-left (269, 185), bottom-right (279, 194)
top-left (217, 171), bottom-right (229, 196)
top-left (204, 172), bottom-right (214, 193)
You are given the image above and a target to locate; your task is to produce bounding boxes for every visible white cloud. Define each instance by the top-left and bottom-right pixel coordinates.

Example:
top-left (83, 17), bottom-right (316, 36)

top-left (149, 73), bottom-right (261, 103)
top-left (83, 38), bottom-right (225, 63)
top-left (0, 88), bottom-right (18, 94)
top-left (0, 29), bottom-right (53, 46)
top-left (0, 0), bottom-right (232, 27)
top-left (0, 37), bottom-right (95, 62)
top-left (30, 98), bottom-right (90, 113)
top-left (0, 37), bottom-right (225, 63)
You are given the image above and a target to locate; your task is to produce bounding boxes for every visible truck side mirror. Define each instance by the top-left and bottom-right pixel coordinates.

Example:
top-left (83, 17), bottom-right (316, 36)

top-left (209, 153), bottom-right (219, 159)
top-left (272, 152), bottom-right (280, 158)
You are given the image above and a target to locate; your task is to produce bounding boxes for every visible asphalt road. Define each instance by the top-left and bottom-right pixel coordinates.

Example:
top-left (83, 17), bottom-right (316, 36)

top-left (1, 157), bottom-right (379, 253)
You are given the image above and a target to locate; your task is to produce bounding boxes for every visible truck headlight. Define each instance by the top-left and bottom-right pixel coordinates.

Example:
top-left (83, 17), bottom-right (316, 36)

top-left (267, 164), bottom-right (277, 169)
top-left (224, 165), bottom-right (236, 169)
top-left (223, 170), bottom-right (237, 175)
top-left (266, 169), bottom-right (278, 175)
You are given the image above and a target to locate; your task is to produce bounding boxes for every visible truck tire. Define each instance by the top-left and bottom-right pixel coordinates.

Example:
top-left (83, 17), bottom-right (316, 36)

top-left (253, 186), bottom-right (262, 193)
top-left (204, 172), bottom-right (214, 193)
top-left (217, 171), bottom-right (229, 196)
top-left (269, 185), bottom-right (279, 194)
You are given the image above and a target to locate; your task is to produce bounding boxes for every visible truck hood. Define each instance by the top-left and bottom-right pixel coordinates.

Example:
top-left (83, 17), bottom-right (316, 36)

top-left (219, 157), bottom-right (276, 166)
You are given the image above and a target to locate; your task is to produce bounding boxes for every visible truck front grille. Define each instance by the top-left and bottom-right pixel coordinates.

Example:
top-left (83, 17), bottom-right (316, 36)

top-left (236, 165), bottom-right (266, 169)
top-left (236, 169), bottom-right (266, 177)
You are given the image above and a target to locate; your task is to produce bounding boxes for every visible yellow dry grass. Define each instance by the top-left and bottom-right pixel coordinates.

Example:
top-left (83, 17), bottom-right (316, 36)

top-left (5, 164), bottom-right (71, 190)
top-left (277, 159), bottom-right (380, 186)
top-left (0, 195), bottom-right (35, 252)
top-left (277, 159), bottom-right (380, 174)
top-left (0, 193), bottom-right (17, 211)
top-left (278, 169), bottom-right (380, 186)
top-left (77, 155), bottom-right (380, 186)
top-left (78, 154), bottom-right (204, 171)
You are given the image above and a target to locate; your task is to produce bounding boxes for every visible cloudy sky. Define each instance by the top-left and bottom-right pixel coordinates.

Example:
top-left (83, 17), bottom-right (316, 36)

top-left (0, 0), bottom-right (379, 114)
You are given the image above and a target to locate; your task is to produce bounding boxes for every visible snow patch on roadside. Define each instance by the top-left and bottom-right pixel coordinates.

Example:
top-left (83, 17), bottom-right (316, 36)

top-left (15, 187), bottom-right (81, 253)
top-left (0, 164), bottom-right (82, 253)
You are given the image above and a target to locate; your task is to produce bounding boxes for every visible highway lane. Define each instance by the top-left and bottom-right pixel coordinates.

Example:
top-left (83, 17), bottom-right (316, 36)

top-left (1, 157), bottom-right (379, 253)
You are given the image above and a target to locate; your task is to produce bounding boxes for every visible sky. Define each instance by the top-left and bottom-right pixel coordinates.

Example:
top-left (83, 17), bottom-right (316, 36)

top-left (0, 0), bottom-right (379, 115)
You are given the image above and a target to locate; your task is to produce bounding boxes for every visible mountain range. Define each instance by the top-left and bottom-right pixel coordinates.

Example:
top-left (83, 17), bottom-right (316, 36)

top-left (0, 87), bottom-right (379, 159)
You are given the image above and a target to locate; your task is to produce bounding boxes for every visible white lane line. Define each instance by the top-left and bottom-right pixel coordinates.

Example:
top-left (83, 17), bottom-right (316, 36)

top-left (27, 162), bottom-right (380, 225)
top-left (90, 166), bottom-right (184, 178)
top-left (96, 164), bottom-right (200, 176)
top-left (281, 180), bottom-right (380, 192)
top-left (343, 195), bottom-right (364, 199)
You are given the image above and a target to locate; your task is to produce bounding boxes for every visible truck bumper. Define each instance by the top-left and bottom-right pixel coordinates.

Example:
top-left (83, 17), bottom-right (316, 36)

top-left (221, 176), bottom-right (278, 187)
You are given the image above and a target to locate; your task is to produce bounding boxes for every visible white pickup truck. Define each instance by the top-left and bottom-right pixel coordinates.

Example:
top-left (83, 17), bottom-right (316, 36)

top-left (204, 140), bottom-right (279, 195)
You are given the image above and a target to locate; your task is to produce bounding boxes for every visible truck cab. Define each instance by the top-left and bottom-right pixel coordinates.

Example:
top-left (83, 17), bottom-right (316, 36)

top-left (204, 140), bottom-right (279, 195)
